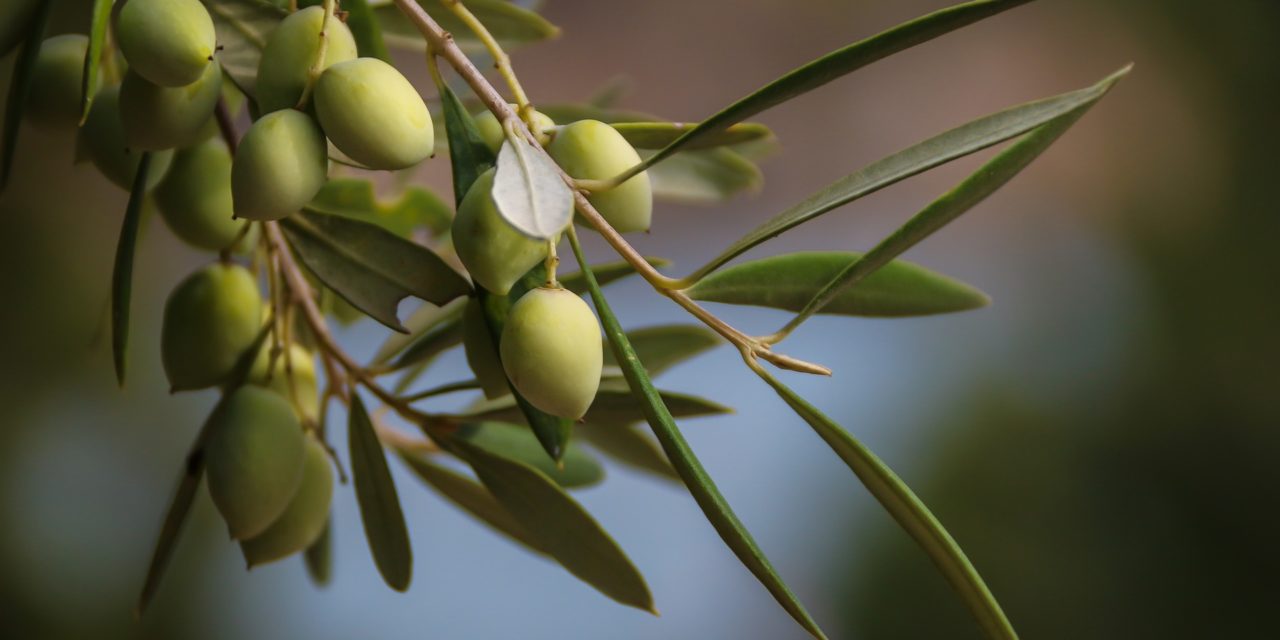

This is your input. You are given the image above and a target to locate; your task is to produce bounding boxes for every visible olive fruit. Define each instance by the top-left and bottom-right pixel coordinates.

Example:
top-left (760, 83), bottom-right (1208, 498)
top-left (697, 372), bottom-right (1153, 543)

top-left (313, 58), bottom-right (433, 170)
top-left (205, 386), bottom-right (306, 540)
top-left (451, 168), bottom-right (549, 295)
top-left (154, 139), bottom-right (254, 252)
top-left (500, 287), bottom-right (603, 420)
top-left (255, 6), bottom-right (358, 114)
top-left (79, 86), bottom-right (173, 190)
top-left (474, 106), bottom-right (555, 153)
top-left (240, 436), bottom-right (333, 567)
top-left (161, 263), bottom-right (263, 391)
top-left (26, 35), bottom-right (89, 130)
top-left (0, 0), bottom-right (41, 58)
top-left (116, 0), bottom-right (216, 87)
top-left (248, 343), bottom-right (321, 424)
top-left (462, 297), bottom-right (509, 399)
top-left (548, 119), bottom-right (652, 233)
top-left (120, 62), bottom-right (222, 151)
top-left (231, 110), bottom-right (328, 220)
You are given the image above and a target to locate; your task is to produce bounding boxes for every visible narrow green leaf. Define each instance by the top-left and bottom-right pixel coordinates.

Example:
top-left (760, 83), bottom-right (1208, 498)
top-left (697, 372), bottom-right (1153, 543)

top-left (201, 0), bottom-right (286, 98)
top-left (578, 423), bottom-right (679, 483)
top-left (602, 325), bottom-right (720, 377)
top-left (79, 0), bottom-right (113, 124)
top-left (460, 385), bottom-right (731, 426)
top-left (342, 0), bottom-right (391, 63)
top-left (110, 153), bottom-right (152, 386)
top-left (397, 451), bottom-right (544, 553)
top-left (388, 311), bottom-right (464, 372)
top-left (452, 438), bottom-right (654, 612)
top-left (372, 297), bottom-right (465, 367)
top-left (566, 229), bottom-right (827, 640)
top-left (280, 210), bottom-right (471, 332)
top-left (376, 0), bottom-right (559, 51)
top-left (786, 68), bottom-right (1127, 332)
top-left (348, 394), bottom-right (413, 591)
top-left (304, 517), bottom-right (333, 587)
top-left (611, 121), bottom-right (773, 151)
top-left (693, 66), bottom-right (1131, 278)
top-left (1, 0), bottom-right (53, 191)
top-left (688, 251), bottom-right (990, 318)
top-left (307, 178), bottom-right (452, 238)
top-left (455, 422), bottom-right (604, 489)
top-left (644, 147), bottom-right (762, 204)
top-left (635, 0), bottom-right (1034, 173)
top-left (437, 75), bottom-right (495, 204)
top-left (754, 367), bottom-right (1016, 640)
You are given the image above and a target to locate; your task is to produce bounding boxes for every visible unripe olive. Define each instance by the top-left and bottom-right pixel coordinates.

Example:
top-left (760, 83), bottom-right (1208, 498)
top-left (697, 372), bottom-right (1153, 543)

top-left (0, 0), bottom-right (41, 58)
top-left (116, 0), bottom-right (216, 88)
top-left (231, 110), bottom-right (328, 220)
top-left (451, 168), bottom-right (548, 295)
top-left (500, 287), bottom-right (603, 420)
top-left (474, 106), bottom-right (555, 154)
top-left (154, 139), bottom-right (255, 252)
top-left (313, 58), bottom-right (434, 170)
top-left (255, 6), bottom-right (357, 114)
top-left (79, 86), bottom-right (174, 190)
top-left (120, 63), bottom-right (222, 151)
top-left (462, 297), bottom-right (509, 399)
top-left (239, 435), bottom-right (333, 567)
top-left (26, 35), bottom-right (88, 130)
top-left (248, 343), bottom-right (321, 424)
top-left (205, 386), bottom-right (306, 540)
top-left (548, 119), bottom-right (652, 233)
top-left (161, 263), bottom-right (263, 391)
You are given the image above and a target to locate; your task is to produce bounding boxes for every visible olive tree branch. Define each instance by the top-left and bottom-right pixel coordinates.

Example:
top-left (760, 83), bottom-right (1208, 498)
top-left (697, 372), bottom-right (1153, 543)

top-left (440, 0), bottom-right (545, 138)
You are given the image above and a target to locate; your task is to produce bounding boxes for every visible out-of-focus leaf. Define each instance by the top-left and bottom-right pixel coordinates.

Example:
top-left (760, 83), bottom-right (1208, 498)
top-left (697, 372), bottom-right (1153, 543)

top-left (1, 0), bottom-right (52, 191)
top-left (455, 422), bottom-right (604, 489)
top-left (644, 147), bottom-right (762, 204)
top-left (348, 395), bottom-right (413, 591)
top-left (452, 438), bottom-right (654, 611)
top-left (201, 0), bottom-right (286, 98)
top-left (111, 153), bottom-right (153, 385)
top-left (602, 325), bottom-right (720, 377)
top-left (79, 0), bottom-right (112, 124)
top-left (376, 0), bottom-right (559, 51)
top-left (578, 423), bottom-right (679, 482)
top-left (558, 257), bottom-right (668, 294)
top-left (687, 251), bottom-right (990, 317)
top-left (342, 0), bottom-right (391, 62)
top-left (460, 385), bottom-right (732, 426)
top-left (280, 210), bottom-right (471, 332)
top-left (372, 297), bottom-right (464, 367)
top-left (306, 178), bottom-right (452, 237)
top-left (397, 452), bottom-right (543, 553)
top-left (304, 517), bottom-right (333, 587)
top-left (611, 121), bottom-right (773, 151)
top-left (493, 133), bottom-right (574, 239)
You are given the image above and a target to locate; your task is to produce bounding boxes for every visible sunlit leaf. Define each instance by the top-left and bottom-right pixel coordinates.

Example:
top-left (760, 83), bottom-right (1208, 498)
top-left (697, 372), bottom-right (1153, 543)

top-left (201, 0), bottom-right (286, 98)
top-left (397, 451), bottom-right (543, 553)
top-left (1, 0), bottom-right (52, 191)
top-left (602, 325), bottom-right (720, 377)
top-left (349, 395), bottom-right (413, 591)
top-left (455, 422), bottom-right (604, 489)
top-left (493, 133), bottom-right (574, 239)
top-left (79, 0), bottom-right (112, 124)
top-left (110, 153), bottom-right (153, 386)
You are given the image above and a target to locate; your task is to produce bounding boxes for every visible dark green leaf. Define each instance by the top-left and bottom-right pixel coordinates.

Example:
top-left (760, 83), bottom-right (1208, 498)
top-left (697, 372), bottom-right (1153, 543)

top-left (452, 438), bottom-right (654, 611)
top-left (377, 0), bottom-right (558, 51)
top-left (688, 251), bottom-right (990, 317)
top-left (348, 394), bottom-right (413, 591)
top-left (602, 325), bottom-right (720, 377)
top-left (437, 74), bottom-right (495, 205)
top-left (397, 451), bottom-right (543, 553)
top-left (110, 153), bottom-right (152, 386)
top-left (644, 147), bottom-right (762, 204)
top-left (611, 121), bottom-right (773, 151)
top-left (566, 228), bottom-right (827, 640)
top-left (341, 0), bottom-right (391, 63)
top-left (307, 179), bottom-right (452, 237)
top-left (201, 0), bottom-right (286, 98)
top-left (460, 385), bottom-right (731, 426)
top-left (578, 423), bottom-right (679, 483)
top-left (635, 0), bottom-right (1034, 174)
top-left (455, 422), bottom-right (604, 489)
top-left (692, 66), bottom-right (1132, 278)
top-left (303, 517), bottom-right (333, 587)
top-left (79, 0), bottom-right (112, 124)
top-left (1, 0), bottom-right (52, 191)
top-left (280, 210), bottom-right (471, 332)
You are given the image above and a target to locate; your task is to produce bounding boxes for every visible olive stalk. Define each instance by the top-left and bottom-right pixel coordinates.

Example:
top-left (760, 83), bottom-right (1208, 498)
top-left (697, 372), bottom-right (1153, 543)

top-left (439, 0), bottom-right (544, 139)
top-left (294, 0), bottom-right (335, 109)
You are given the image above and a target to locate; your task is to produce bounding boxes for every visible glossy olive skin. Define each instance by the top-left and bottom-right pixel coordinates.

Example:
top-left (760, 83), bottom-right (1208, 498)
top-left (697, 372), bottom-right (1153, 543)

top-left (116, 0), bottom-right (216, 87)
top-left (161, 263), bottom-right (263, 391)
top-left (255, 6), bottom-right (358, 114)
top-left (239, 436), bottom-right (333, 567)
top-left (120, 62), bottom-right (222, 151)
top-left (231, 110), bottom-right (328, 220)
top-left (314, 58), bottom-right (434, 170)
top-left (0, 0), bottom-right (41, 59)
top-left (26, 35), bottom-right (89, 130)
top-left (462, 297), bottom-right (509, 399)
top-left (154, 138), bottom-right (254, 252)
top-left (549, 119), bottom-right (653, 233)
top-left (451, 168), bottom-right (547, 295)
top-left (206, 386), bottom-right (307, 540)
top-left (474, 106), bottom-right (555, 153)
top-left (500, 287), bottom-right (603, 420)
top-left (79, 86), bottom-right (174, 190)
top-left (248, 343), bottom-right (321, 424)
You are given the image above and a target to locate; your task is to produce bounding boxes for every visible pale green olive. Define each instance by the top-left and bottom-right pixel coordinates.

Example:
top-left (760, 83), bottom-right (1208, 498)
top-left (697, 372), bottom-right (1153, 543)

top-left (231, 110), bottom-right (328, 220)
top-left (255, 6), bottom-right (357, 114)
top-left (313, 58), bottom-right (434, 170)
top-left (239, 435), bottom-right (333, 567)
top-left (462, 297), bottom-right (509, 399)
top-left (79, 86), bottom-right (174, 190)
top-left (451, 168), bottom-right (548, 295)
top-left (0, 0), bottom-right (41, 59)
top-left (205, 386), bottom-right (306, 540)
top-left (548, 119), bottom-right (652, 233)
top-left (26, 35), bottom-right (89, 130)
top-left (474, 105), bottom-right (555, 153)
top-left (500, 286), bottom-right (603, 420)
top-left (116, 0), bottom-right (216, 87)
top-left (120, 62), bottom-right (222, 151)
top-left (248, 343), bottom-right (321, 424)
top-left (154, 138), bottom-right (255, 252)
top-left (161, 263), bottom-right (263, 391)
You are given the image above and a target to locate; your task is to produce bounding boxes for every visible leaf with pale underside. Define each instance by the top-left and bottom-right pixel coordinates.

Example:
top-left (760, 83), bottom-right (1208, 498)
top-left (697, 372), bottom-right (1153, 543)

top-left (493, 134), bottom-right (574, 240)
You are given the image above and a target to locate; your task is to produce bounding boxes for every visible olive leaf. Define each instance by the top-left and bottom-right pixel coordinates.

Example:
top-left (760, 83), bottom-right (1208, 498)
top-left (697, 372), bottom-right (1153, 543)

top-left (376, 0), bottom-right (558, 52)
top-left (643, 147), bottom-right (762, 204)
top-left (110, 153), bottom-right (154, 386)
top-left (602, 325), bottom-right (720, 377)
top-left (611, 121), bottom-right (773, 151)
top-left (200, 0), bottom-right (286, 98)
top-left (492, 133), bottom-right (574, 240)
top-left (397, 452), bottom-right (544, 553)
top-left (454, 421), bottom-right (604, 489)
top-left (348, 395), bottom-right (413, 592)
top-left (458, 385), bottom-right (732, 426)
top-left (578, 423), bottom-right (679, 482)
top-left (340, 0), bottom-right (391, 63)
top-left (437, 76), bottom-right (495, 202)
top-left (135, 422), bottom-right (211, 617)
top-left (79, 0), bottom-right (113, 124)
top-left (307, 178), bottom-right (453, 237)
top-left (372, 297), bottom-right (466, 367)
top-left (0, 0), bottom-right (52, 191)
top-left (304, 518), bottom-right (333, 587)
top-left (687, 251), bottom-right (990, 317)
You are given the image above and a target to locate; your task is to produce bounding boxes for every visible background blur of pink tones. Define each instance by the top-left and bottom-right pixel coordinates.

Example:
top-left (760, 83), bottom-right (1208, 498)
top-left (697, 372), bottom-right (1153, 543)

top-left (2, 1), bottom-right (1276, 638)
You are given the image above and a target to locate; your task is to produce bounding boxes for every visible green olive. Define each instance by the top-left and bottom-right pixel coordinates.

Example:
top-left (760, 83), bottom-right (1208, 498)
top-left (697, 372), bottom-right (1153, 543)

top-left (0, 0), bottom-right (40, 59)
top-left (248, 343), bottom-right (321, 424)
top-left (205, 386), bottom-right (306, 540)
top-left (79, 86), bottom-right (174, 190)
top-left (116, 0), bottom-right (216, 87)
top-left (154, 138), bottom-right (255, 252)
top-left (474, 106), bottom-right (555, 153)
top-left (161, 263), bottom-right (263, 391)
top-left (120, 62), bottom-right (222, 151)
top-left (500, 286), bottom-right (603, 420)
top-left (314, 58), bottom-right (434, 170)
top-left (255, 6), bottom-right (358, 114)
top-left (26, 35), bottom-right (89, 130)
top-left (548, 119), bottom-right (652, 233)
top-left (231, 110), bottom-right (328, 220)
top-left (462, 297), bottom-right (509, 399)
top-left (239, 435), bottom-right (333, 567)
top-left (451, 168), bottom-right (548, 295)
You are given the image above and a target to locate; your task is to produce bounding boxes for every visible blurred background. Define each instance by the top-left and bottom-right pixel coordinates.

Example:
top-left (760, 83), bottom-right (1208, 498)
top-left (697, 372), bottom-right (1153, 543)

top-left (2, 0), bottom-right (1277, 638)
